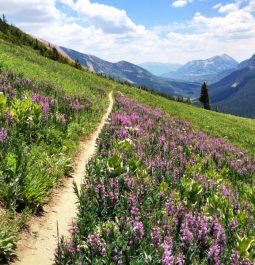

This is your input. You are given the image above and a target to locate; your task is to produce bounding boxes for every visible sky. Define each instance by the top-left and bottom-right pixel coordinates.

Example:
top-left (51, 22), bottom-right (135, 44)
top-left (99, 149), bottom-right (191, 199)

top-left (0, 0), bottom-right (255, 64)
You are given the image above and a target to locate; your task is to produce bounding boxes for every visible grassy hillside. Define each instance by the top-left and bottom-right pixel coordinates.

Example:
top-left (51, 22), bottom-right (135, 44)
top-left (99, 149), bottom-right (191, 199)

top-left (210, 61), bottom-right (255, 119)
top-left (0, 38), bottom-right (115, 261)
top-left (118, 86), bottom-right (255, 155)
top-left (0, 40), bottom-right (114, 98)
top-left (56, 95), bottom-right (255, 264)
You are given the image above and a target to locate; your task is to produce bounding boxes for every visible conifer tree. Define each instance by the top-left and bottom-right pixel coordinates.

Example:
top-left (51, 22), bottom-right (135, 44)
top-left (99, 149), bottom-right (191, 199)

top-left (199, 82), bottom-right (211, 110)
top-left (74, 59), bottom-right (82, 70)
top-left (2, 14), bottom-right (7, 23)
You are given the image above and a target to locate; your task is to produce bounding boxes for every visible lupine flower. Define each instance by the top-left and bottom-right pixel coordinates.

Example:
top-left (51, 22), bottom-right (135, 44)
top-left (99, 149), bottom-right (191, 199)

top-left (208, 243), bottom-right (222, 265)
top-left (229, 250), bottom-right (240, 265)
top-left (151, 226), bottom-right (161, 248)
top-left (87, 232), bottom-right (106, 256)
top-left (132, 221), bottom-right (144, 241)
top-left (130, 206), bottom-right (140, 220)
top-left (0, 128), bottom-right (8, 142)
top-left (196, 214), bottom-right (209, 245)
top-left (212, 217), bottom-right (226, 247)
top-left (229, 220), bottom-right (238, 232)
top-left (180, 213), bottom-right (195, 247)
top-left (176, 254), bottom-right (185, 265)
top-left (166, 198), bottom-right (175, 217)
top-left (162, 237), bottom-right (174, 265)
top-left (59, 114), bottom-right (66, 124)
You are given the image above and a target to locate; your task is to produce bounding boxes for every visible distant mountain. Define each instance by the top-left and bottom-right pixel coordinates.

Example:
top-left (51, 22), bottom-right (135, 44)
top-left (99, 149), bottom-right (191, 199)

top-left (210, 54), bottom-right (255, 118)
top-left (138, 62), bottom-right (182, 76)
top-left (163, 54), bottom-right (238, 84)
top-left (61, 47), bottom-right (200, 99)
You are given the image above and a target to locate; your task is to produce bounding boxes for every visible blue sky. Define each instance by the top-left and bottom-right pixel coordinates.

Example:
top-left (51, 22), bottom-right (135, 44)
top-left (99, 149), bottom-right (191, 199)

top-left (1, 0), bottom-right (255, 64)
top-left (91, 0), bottom-right (220, 25)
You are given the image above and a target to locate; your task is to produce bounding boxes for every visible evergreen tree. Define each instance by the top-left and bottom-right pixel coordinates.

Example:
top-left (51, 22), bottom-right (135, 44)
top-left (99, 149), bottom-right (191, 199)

top-left (199, 82), bottom-right (211, 110)
top-left (74, 59), bottom-right (82, 70)
top-left (52, 47), bottom-right (60, 61)
top-left (0, 14), bottom-right (8, 33)
top-left (2, 14), bottom-right (7, 23)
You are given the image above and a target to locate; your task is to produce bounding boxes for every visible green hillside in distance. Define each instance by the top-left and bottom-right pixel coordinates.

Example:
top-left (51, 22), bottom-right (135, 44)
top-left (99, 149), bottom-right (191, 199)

top-left (118, 85), bottom-right (255, 155)
top-left (0, 40), bottom-right (113, 99)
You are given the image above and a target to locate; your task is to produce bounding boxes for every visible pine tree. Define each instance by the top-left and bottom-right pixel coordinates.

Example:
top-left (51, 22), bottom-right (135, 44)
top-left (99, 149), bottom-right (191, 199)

top-left (0, 14), bottom-right (8, 33)
top-left (2, 14), bottom-right (7, 24)
top-left (52, 47), bottom-right (60, 61)
top-left (199, 82), bottom-right (211, 110)
top-left (74, 59), bottom-right (82, 70)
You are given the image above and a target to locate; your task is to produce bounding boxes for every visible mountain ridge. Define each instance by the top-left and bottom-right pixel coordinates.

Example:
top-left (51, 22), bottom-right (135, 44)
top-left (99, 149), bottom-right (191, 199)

top-left (163, 54), bottom-right (238, 84)
top-left (210, 53), bottom-right (255, 118)
top-left (61, 46), bottom-right (200, 99)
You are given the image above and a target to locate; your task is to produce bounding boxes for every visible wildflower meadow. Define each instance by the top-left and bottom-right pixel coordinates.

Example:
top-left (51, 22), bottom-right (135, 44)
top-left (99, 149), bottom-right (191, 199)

top-left (55, 95), bottom-right (255, 265)
top-left (0, 69), bottom-right (106, 260)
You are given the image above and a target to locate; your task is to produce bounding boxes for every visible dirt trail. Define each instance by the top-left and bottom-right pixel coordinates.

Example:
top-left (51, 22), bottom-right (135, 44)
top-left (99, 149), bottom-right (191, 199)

top-left (13, 92), bottom-right (113, 265)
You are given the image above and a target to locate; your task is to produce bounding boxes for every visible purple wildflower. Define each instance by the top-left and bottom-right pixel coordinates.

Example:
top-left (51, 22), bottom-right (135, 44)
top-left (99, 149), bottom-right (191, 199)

top-left (162, 237), bottom-right (174, 265)
top-left (87, 232), bottom-right (106, 256)
top-left (151, 226), bottom-right (161, 248)
top-left (132, 221), bottom-right (144, 241)
top-left (208, 243), bottom-right (222, 265)
top-left (0, 128), bottom-right (8, 142)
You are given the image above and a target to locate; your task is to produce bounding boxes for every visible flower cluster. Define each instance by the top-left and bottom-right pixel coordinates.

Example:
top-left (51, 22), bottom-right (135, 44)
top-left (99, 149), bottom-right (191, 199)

top-left (0, 127), bottom-right (7, 142)
top-left (55, 95), bottom-right (255, 264)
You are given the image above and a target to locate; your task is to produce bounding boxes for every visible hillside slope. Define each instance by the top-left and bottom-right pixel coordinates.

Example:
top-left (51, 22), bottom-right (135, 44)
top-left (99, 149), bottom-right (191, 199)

top-left (1, 37), bottom-right (254, 154)
top-left (0, 37), bottom-right (113, 261)
top-left (210, 54), bottom-right (255, 118)
top-left (119, 85), bottom-right (255, 155)
top-left (55, 93), bottom-right (255, 265)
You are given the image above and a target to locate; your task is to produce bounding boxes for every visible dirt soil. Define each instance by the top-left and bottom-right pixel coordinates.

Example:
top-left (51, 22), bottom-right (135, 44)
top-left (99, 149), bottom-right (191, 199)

top-left (12, 92), bottom-right (113, 265)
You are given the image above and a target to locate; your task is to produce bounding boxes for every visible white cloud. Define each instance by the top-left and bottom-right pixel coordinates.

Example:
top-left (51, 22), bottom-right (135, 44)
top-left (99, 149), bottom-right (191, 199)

top-left (193, 9), bottom-right (255, 39)
top-left (213, 3), bottom-right (223, 9)
top-left (0, 0), bottom-right (60, 23)
top-left (172, 0), bottom-right (193, 8)
top-left (244, 0), bottom-right (255, 11)
top-left (218, 3), bottom-right (240, 13)
top-left (172, 0), bottom-right (189, 8)
top-left (60, 0), bottom-right (145, 34)
top-left (0, 0), bottom-right (255, 64)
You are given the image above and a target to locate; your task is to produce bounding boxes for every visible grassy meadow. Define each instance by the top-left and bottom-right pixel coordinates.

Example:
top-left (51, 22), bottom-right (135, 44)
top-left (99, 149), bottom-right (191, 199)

top-left (118, 85), bottom-right (255, 155)
top-left (0, 38), bottom-right (114, 261)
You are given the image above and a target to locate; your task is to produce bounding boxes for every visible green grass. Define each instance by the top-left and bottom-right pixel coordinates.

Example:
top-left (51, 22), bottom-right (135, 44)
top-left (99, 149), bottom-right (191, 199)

top-left (0, 38), bottom-right (116, 262)
top-left (0, 39), bottom-right (115, 99)
top-left (118, 85), bottom-right (255, 155)
top-left (0, 38), bottom-right (116, 149)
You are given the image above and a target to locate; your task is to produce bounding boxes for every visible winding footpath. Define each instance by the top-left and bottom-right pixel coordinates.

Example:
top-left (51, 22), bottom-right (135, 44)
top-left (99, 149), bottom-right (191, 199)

top-left (13, 92), bottom-right (114, 265)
